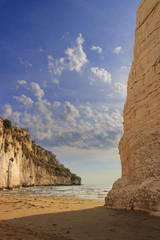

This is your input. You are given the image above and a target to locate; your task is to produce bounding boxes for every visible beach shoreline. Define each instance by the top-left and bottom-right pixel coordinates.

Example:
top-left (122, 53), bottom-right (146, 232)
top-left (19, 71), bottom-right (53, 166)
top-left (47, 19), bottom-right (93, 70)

top-left (0, 194), bottom-right (160, 240)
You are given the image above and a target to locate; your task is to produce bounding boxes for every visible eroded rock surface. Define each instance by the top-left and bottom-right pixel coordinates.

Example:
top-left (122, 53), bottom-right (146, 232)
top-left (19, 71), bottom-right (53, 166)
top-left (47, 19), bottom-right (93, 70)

top-left (105, 0), bottom-right (160, 212)
top-left (0, 118), bottom-right (81, 189)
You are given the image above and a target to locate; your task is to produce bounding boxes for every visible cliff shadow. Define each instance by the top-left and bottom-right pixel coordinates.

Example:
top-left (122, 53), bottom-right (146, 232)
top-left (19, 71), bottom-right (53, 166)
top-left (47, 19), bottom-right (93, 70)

top-left (0, 206), bottom-right (160, 240)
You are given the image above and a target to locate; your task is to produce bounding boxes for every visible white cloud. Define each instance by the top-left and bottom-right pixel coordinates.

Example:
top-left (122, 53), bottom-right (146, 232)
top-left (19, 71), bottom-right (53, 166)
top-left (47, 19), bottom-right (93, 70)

top-left (53, 101), bottom-right (61, 108)
top-left (80, 105), bottom-right (93, 118)
top-left (34, 98), bottom-right (60, 115)
top-left (34, 99), bottom-right (52, 117)
top-left (19, 99), bottom-right (122, 150)
top-left (48, 56), bottom-right (65, 76)
top-left (48, 34), bottom-right (88, 80)
top-left (48, 55), bottom-right (54, 61)
top-left (30, 82), bottom-right (44, 100)
top-left (121, 66), bottom-right (128, 71)
top-left (89, 67), bottom-right (111, 84)
top-left (52, 79), bottom-right (59, 85)
top-left (22, 112), bottom-right (53, 140)
top-left (1, 104), bottom-right (12, 118)
top-left (63, 101), bottom-right (80, 123)
top-left (96, 106), bottom-right (109, 112)
top-left (18, 57), bottom-right (32, 68)
top-left (113, 46), bottom-right (122, 54)
top-left (55, 58), bottom-right (65, 75)
top-left (65, 33), bottom-right (88, 72)
top-left (39, 48), bottom-right (44, 52)
top-left (17, 80), bottom-right (27, 86)
top-left (91, 45), bottom-right (102, 54)
top-left (13, 94), bottom-right (33, 107)
top-left (115, 82), bottom-right (127, 98)
top-left (11, 112), bottom-right (21, 125)
top-left (0, 104), bottom-right (21, 125)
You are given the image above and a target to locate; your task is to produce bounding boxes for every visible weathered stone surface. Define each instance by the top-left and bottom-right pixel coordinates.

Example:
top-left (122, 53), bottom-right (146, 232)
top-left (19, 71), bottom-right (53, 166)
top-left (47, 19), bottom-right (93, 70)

top-left (105, 0), bottom-right (160, 213)
top-left (0, 118), bottom-right (81, 189)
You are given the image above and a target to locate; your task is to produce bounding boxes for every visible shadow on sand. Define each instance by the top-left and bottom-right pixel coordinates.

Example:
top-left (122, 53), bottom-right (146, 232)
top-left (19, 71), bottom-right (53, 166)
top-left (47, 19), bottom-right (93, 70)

top-left (0, 206), bottom-right (160, 240)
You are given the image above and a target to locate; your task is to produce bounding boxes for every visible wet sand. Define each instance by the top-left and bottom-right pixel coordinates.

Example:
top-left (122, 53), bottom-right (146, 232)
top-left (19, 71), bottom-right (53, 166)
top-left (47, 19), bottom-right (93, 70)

top-left (0, 195), bottom-right (160, 240)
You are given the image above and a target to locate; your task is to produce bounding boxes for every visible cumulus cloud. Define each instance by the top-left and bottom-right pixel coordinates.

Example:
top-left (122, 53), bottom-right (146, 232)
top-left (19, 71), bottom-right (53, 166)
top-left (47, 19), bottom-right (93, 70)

top-left (65, 33), bottom-right (88, 72)
top-left (4, 75), bottom-right (123, 150)
top-left (113, 46), bottom-right (122, 54)
top-left (0, 104), bottom-right (21, 125)
top-left (34, 99), bottom-right (60, 114)
top-left (0, 104), bottom-right (12, 118)
top-left (34, 99), bottom-right (52, 117)
top-left (17, 80), bottom-right (27, 86)
top-left (96, 106), bottom-right (109, 112)
top-left (80, 105), bottom-right (93, 118)
top-left (13, 95), bottom-right (33, 107)
top-left (17, 98), bottom-right (123, 150)
top-left (115, 82), bottom-right (127, 98)
top-left (48, 56), bottom-right (66, 76)
top-left (22, 112), bottom-right (53, 140)
top-left (89, 67), bottom-right (111, 84)
top-left (91, 45), bottom-right (102, 54)
top-left (11, 112), bottom-right (21, 125)
top-left (52, 79), bottom-right (59, 85)
top-left (30, 82), bottom-right (44, 100)
top-left (53, 106), bottom-right (123, 149)
top-left (53, 101), bottom-right (61, 108)
top-left (62, 101), bottom-right (80, 124)
top-left (48, 33), bottom-right (88, 80)
top-left (48, 55), bottom-right (54, 61)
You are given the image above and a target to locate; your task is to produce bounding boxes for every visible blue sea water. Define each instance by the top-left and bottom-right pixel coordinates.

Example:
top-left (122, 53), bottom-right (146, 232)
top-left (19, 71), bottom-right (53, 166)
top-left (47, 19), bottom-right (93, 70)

top-left (1, 184), bottom-right (111, 199)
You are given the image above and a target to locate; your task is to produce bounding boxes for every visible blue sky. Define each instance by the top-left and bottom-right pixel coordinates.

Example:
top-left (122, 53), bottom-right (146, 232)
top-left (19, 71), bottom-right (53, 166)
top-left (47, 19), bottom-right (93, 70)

top-left (0, 0), bottom-right (141, 185)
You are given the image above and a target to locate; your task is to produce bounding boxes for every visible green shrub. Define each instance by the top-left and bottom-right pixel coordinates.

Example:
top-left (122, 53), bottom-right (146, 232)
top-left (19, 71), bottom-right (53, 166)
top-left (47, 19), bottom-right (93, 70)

top-left (24, 134), bottom-right (30, 141)
top-left (5, 139), bottom-right (9, 152)
top-left (3, 119), bottom-right (12, 129)
top-left (16, 134), bottom-right (22, 142)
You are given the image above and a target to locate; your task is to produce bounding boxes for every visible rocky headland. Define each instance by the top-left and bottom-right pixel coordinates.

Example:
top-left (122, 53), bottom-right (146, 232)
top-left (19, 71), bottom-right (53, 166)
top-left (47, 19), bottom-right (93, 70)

top-left (105, 0), bottom-right (160, 213)
top-left (0, 118), bottom-right (81, 189)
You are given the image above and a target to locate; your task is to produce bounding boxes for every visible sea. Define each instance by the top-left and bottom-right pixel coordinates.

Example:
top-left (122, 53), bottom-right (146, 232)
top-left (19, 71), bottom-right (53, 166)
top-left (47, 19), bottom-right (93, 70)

top-left (0, 184), bottom-right (111, 200)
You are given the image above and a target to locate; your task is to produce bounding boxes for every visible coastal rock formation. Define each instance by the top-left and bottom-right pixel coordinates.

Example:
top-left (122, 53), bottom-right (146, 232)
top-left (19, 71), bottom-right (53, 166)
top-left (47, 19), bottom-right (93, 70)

top-left (0, 118), bottom-right (81, 189)
top-left (105, 0), bottom-right (160, 212)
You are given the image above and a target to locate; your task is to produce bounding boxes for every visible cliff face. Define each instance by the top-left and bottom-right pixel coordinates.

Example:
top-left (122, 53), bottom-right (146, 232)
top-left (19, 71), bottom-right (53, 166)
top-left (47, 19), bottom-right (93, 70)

top-left (105, 0), bottom-right (160, 212)
top-left (0, 118), bottom-right (81, 189)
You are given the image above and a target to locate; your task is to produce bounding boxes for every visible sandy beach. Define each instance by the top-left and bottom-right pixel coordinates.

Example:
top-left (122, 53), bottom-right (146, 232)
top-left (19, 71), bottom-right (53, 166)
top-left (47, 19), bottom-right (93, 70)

top-left (0, 194), bottom-right (160, 240)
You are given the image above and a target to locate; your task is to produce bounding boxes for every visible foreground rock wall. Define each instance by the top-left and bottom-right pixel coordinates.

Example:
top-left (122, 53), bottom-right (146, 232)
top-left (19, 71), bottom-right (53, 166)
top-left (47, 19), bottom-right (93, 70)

top-left (105, 0), bottom-right (160, 212)
top-left (0, 119), bottom-right (81, 189)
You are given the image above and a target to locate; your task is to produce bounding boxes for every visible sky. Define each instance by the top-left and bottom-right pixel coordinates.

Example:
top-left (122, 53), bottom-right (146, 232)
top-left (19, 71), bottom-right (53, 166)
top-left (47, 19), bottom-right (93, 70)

top-left (0, 0), bottom-right (141, 185)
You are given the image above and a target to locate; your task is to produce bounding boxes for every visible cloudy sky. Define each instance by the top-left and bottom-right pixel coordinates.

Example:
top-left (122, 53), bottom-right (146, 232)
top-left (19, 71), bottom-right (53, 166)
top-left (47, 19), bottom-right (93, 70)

top-left (0, 0), bottom-right (141, 185)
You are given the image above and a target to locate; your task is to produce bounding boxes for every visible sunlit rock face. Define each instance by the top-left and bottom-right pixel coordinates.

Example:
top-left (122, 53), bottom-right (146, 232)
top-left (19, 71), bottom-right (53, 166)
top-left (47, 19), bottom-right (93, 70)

top-left (105, 0), bottom-right (160, 212)
top-left (0, 118), bottom-right (81, 189)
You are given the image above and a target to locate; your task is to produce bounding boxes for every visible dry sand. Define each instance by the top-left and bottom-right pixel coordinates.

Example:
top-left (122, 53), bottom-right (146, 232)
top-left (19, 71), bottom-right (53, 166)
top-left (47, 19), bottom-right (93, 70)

top-left (0, 194), bottom-right (159, 240)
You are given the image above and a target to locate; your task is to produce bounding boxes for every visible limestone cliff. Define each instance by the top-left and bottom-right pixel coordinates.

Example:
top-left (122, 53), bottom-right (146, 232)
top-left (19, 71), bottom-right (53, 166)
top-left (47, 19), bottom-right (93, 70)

top-left (0, 118), bottom-right (81, 189)
top-left (105, 0), bottom-right (160, 212)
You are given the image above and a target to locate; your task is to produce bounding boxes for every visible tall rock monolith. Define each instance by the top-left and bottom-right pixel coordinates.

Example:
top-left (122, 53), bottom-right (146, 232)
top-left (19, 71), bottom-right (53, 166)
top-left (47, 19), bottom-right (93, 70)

top-left (105, 0), bottom-right (160, 213)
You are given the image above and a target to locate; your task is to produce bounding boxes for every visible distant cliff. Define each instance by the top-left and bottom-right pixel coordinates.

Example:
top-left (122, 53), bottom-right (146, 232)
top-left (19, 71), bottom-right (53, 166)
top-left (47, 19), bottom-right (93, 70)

top-left (105, 0), bottom-right (160, 212)
top-left (0, 118), bottom-right (81, 189)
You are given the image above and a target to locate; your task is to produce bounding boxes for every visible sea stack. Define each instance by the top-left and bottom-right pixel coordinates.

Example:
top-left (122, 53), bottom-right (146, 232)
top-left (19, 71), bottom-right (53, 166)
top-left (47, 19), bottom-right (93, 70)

top-left (105, 0), bottom-right (160, 212)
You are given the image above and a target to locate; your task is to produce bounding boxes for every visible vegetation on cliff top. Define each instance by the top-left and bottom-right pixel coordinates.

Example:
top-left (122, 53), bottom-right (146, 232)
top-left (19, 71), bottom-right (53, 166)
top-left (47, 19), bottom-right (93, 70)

top-left (2, 118), bottom-right (81, 181)
top-left (3, 119), bottom-right (12, 129)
